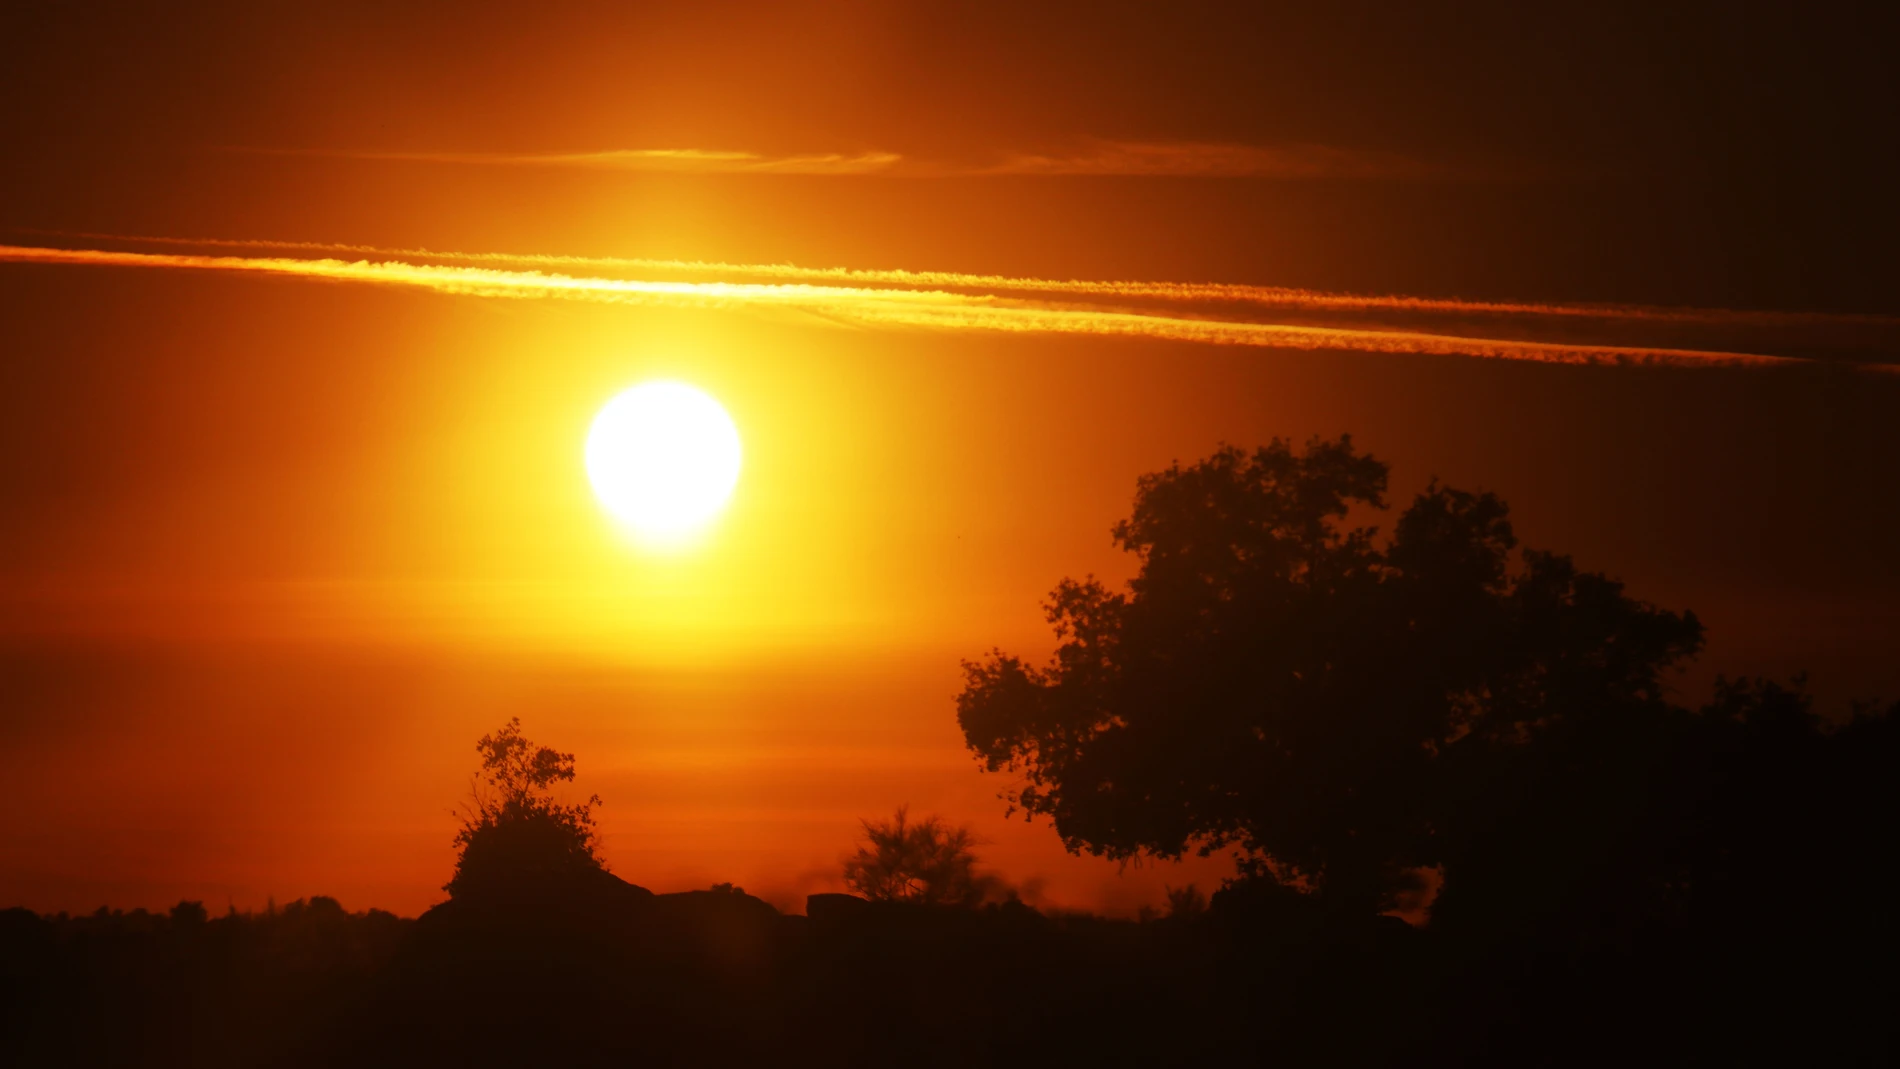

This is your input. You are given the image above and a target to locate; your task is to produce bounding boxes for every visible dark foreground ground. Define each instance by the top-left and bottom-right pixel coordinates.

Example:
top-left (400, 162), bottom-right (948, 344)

top-left (3, 874), bottom-right (1892, 1068)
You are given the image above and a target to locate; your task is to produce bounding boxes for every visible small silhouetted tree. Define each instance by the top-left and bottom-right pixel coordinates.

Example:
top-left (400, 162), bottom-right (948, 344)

top-left (957, 437), bottom-right (1703, 917)
top-left (1165, 884), bottom-right (1208, 920)
top-left (843, 806), bottom-right (984, 906)
top-left (446, 718), bottom-right (605, 902)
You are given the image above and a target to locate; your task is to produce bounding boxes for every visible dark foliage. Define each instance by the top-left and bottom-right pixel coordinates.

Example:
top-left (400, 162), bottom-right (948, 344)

top-left (7, 842), bottom-right (1894, 1069)
top-left (958, 437), bottom-right (1705, 915)
top-left (0, 898), bottom-right (408, 1068)
top-left (841, 805), bottom-right (985, 905)
top-left (445, 718), bottom-right (606, 904)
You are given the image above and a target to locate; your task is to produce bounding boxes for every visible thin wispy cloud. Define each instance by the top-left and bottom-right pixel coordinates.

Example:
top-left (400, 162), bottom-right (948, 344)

top-left (229, 139), bottom-right (1436, 180)
top-left (233, 146), bottom-right (904, 175)
top-left (976, 140), bottom-right (1436, 179)
top-left (0, 241), bottom-right (1806, 369)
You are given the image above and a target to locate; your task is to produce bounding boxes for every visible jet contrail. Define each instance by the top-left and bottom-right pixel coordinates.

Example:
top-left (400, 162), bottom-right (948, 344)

top-left (0, 242), bottom-right (1804, 367)
top-left (28, 229), bottom-right (1891, 330)
top-left (229, 146), bottom-right (904, 175)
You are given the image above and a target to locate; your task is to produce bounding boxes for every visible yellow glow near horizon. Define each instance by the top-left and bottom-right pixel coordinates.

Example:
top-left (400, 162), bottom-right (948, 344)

top-left (585, 381), bottom-right (742, 546)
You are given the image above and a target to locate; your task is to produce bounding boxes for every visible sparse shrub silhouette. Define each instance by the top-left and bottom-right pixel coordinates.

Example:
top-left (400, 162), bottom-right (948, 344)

top-left (445, 718), bottom-right (606, 902)
top-left (842, 805), bottom-right (984, 905)
top-left (1164, 883), bottom-right (1207, 920)
top-left (958, 437), bottom-right (1703, 916)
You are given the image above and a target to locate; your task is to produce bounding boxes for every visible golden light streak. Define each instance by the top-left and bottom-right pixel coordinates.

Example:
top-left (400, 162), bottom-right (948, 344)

top-left (0, 242), bottom-right (1799, 368)
top-left (37, 230), bottom-right (1887, 330)
top-left (233, 139), bottom-right (1441, 180)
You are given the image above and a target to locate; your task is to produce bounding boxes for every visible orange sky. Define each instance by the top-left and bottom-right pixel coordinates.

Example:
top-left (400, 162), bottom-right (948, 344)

top-left (3, 0), bottom-right (1898, 917)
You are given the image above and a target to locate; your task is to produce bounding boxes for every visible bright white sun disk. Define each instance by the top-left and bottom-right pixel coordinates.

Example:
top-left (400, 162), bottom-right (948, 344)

top-left (585, 381), bottom-right (741, 543)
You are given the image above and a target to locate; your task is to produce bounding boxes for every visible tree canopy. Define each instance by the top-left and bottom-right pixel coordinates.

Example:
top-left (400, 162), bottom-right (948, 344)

top-left (956, 437), bottom-right (1704, 915)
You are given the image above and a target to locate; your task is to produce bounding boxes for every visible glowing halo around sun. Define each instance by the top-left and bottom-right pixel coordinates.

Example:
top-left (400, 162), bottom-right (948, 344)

top-left (584, 381), bottom-right (742, 545)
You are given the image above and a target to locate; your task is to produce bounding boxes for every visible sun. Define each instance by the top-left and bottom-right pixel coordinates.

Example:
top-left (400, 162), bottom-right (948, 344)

top-left (585, 381), bottom-right (742, 545)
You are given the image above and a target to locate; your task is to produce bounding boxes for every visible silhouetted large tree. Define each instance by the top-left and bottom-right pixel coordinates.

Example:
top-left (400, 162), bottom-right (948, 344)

top-left (956, 437), bottom-right (1703, 915)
